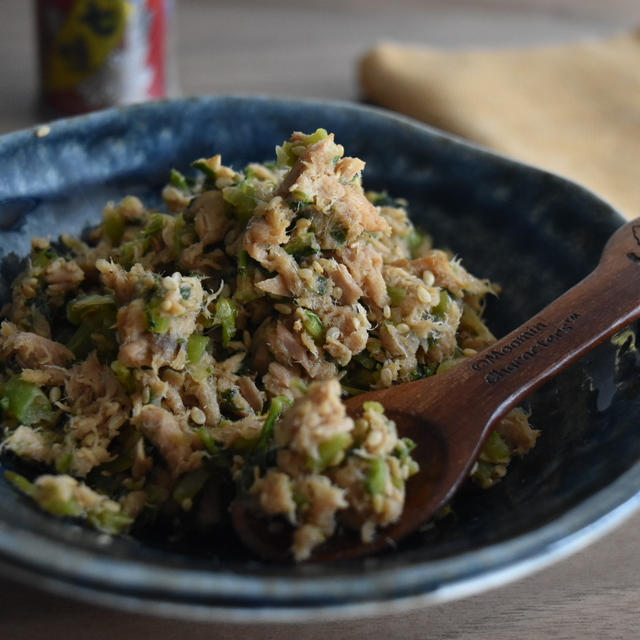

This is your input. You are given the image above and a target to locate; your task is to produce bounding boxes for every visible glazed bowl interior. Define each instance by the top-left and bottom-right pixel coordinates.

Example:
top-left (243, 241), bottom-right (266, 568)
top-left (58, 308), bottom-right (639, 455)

top-left (0, 96), bottom-right (637, 619)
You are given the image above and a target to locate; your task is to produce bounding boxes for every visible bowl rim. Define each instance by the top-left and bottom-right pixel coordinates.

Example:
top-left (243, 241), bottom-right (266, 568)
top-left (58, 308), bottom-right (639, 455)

top-left (0, 94), bottom-right (637, 622)
top-left (0, 464), bottom-right (637, 623)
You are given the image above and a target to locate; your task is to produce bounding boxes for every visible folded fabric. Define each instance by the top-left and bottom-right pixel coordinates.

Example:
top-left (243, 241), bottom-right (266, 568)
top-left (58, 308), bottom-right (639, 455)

top-left (360, 30), bottom-right (640, 218)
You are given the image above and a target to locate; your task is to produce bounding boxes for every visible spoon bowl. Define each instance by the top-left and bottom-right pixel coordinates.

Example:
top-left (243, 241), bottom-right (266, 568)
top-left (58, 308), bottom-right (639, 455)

top-left (231, 412), bottom-right (447, 562)
top-left (233, 219), bottom-right (640, 562)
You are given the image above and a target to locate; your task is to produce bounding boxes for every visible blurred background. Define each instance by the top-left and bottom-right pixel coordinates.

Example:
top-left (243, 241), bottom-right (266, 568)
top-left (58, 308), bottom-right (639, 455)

top-left (0, 0), bottom-right (637, 134)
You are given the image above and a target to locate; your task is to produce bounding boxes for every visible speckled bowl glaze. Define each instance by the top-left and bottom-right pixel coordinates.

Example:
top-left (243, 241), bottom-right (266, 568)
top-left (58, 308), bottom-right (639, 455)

top-left (0, 96), bottom-right (638, 622)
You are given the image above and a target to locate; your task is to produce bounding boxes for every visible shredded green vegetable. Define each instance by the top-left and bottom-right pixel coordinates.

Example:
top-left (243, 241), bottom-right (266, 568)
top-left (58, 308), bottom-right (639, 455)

top-left (387, 286), bottom-right (406, 306)
top-left (191, 157), bottom-right (217, 179)
top-left (301, 310), bottom-right (325, 343)
top-left (170, 168), bottom-right (189, 192)
top-left (307, 432), bottom-right (353, 472)
top-left (0, 377), bottom-right (54, 426)
top-left (213, 298), bottom-right (237, 347)
top-left (256, 396), bottom-right (292, 450)
top-left (172, 468), bottom-right (209, 509)
top-left (187, 334), bottom-right (210, 364)
top-left (367, 458), bottom-right (388, 495)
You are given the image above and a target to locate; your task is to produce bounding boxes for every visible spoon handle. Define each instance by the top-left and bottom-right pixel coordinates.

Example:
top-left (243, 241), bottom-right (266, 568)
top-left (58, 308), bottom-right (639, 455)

top-left (428, 219), bottom-right (640, 437)
top-left (304, 221), bottom-right (640, 563)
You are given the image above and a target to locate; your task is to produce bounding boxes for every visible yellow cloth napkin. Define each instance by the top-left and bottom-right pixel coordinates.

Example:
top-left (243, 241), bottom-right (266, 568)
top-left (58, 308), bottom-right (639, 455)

top-left (359, 31), bottom-right (640, 218)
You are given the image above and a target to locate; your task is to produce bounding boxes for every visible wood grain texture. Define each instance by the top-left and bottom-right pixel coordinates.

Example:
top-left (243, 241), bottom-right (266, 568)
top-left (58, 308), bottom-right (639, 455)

top-left (0, 1), bottom-right (639, 637)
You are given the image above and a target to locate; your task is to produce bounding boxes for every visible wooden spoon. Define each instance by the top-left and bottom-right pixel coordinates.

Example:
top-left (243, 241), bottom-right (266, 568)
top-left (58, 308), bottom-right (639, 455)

top-left (232, 219), bottom-right (640, 562)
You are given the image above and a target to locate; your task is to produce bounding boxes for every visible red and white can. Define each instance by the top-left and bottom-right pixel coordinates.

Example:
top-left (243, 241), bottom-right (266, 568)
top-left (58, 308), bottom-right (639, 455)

top-left (36, 0), bottom-right (174, 115)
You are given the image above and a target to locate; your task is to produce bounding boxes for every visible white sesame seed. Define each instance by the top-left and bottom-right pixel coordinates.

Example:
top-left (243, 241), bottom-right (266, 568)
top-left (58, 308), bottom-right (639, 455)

top-left (333, 286), bottom-right (343, 299)
top-left (397, 323), bottom-right (410, 334)
top-left (274, 303), bottom-right (292, 315)
top-left (388, 456), bottom-right (401, 477)
top-left (361, 520), bottom-right (376, 543)
top-left (298, 268), bottom-right (313, 280)
top-left (422, 270), bottom-right (435, 286)
top-left (326, 327), bottom-right (340, 341)
top-left (463, 348), bottom-right (478, 357)
top-left (162, 275), bottom-right (178, 290)
top-left (368, 430), bottom-right (383, 447)
top-left (383, 305), bottom-right (391, 319)
top-left (380, 368), bottom-right (393, 387)
top-left (161, 299), bottom-right (172, 312)
top-left (48, 387), bottom-right (61, 403)
top-left (417, 286), bottom-right (431, 304)
top-left (190, 407), bottom-right (206, 425)
top-left (36, 125), bottom-right (51, 138)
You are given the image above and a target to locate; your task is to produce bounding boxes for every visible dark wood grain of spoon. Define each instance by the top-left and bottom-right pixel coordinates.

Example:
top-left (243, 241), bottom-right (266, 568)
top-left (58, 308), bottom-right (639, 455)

top-left (232, 219), bottom-right (640, 563)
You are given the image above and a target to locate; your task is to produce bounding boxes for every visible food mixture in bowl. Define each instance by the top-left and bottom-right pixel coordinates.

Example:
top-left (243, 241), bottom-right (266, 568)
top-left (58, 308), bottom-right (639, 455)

top-left (0, 130), bottom-right (538, 561)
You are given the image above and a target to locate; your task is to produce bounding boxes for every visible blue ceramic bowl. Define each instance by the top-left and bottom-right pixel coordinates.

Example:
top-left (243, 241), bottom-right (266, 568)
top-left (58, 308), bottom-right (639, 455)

top-left (0, 96), bottom-right (638, 622)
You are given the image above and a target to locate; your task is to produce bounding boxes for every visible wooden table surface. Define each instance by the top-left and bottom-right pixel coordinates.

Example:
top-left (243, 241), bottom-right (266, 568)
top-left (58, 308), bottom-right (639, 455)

top-left (1, 1), bottom-right (639, 638)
